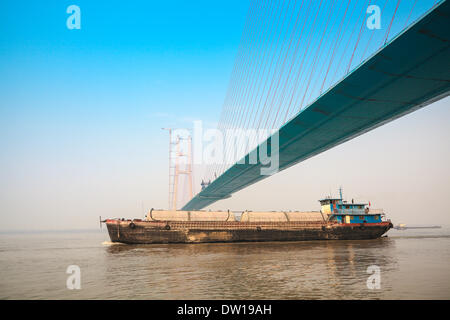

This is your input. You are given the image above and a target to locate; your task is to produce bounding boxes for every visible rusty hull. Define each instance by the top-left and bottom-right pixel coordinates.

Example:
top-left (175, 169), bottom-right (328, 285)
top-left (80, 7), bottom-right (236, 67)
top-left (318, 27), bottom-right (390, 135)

top-left (105, 219), bottom-right (392, 244)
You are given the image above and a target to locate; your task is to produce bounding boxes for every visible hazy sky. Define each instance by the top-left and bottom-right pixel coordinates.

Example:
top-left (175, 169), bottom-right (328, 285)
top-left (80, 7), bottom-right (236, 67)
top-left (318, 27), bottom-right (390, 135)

top-left (1, 0), bottom-right (449, 231)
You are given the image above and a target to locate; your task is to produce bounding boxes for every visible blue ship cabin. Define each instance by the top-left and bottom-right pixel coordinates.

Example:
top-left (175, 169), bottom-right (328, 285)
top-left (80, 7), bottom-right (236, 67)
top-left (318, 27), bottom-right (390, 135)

top-left (329, 213), bottom-right (382, 224)
top-left (319, 192), bottom-right (383, 224)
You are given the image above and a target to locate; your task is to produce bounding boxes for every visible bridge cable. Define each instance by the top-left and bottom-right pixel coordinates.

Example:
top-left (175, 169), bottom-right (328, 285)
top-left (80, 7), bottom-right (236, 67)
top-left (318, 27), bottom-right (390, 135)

top-left (384, 0), bottom-right (401, 45)
top-left (206, 0), bottom-right (261, 181)
top-left (232, 0), bottom-right (293, 168)
top-left (271, 0), bottom-right (315, 130)
top-left (215, 0), bottom-right (277, 179)
top-left (282, 0), bottom-right (325, 123)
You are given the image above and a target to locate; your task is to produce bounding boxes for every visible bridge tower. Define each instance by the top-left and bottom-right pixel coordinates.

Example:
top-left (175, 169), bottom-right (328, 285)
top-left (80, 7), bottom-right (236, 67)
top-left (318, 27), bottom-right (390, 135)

top-left (162, 128), bottom-right (193, 210)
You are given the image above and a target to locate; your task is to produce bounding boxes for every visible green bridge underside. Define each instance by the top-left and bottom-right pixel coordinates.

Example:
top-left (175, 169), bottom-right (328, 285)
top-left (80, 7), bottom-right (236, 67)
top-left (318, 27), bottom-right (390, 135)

top-left (182, 1), bottom-right (450, 211)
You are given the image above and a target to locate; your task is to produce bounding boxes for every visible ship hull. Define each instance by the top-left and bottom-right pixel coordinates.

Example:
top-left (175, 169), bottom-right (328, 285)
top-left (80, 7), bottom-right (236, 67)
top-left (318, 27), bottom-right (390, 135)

top-left (105, 220), bottom-right (392, 244)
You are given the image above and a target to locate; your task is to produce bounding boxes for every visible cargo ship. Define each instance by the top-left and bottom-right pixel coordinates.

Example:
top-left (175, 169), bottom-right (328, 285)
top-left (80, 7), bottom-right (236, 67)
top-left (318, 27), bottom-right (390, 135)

top-left (103, 191), bottom-right (393, 244)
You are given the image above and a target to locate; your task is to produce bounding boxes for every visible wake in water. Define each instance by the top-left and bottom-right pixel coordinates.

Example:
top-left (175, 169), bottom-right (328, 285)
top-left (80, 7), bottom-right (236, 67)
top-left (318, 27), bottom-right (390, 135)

top-left (101, 241), bottom-right (124, 246)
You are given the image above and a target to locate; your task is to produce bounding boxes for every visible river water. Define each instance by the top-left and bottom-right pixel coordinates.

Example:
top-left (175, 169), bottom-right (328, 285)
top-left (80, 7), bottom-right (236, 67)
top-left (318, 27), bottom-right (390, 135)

top-left (0, 227), bottom-right (449, 299)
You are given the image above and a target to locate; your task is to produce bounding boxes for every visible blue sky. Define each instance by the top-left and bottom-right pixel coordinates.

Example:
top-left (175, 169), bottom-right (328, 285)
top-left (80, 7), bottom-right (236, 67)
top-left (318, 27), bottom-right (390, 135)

top-left (0, 0), bottom-right (249, 129)
top-left (0, 0), bottom-right (449, 230)
top-left (0, 0), bottom-right (249, 229)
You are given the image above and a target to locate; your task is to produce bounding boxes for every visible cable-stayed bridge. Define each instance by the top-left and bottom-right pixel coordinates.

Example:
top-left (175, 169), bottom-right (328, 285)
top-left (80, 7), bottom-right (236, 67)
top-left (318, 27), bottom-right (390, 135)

top-left (181, 0), bottom-right (450, 210)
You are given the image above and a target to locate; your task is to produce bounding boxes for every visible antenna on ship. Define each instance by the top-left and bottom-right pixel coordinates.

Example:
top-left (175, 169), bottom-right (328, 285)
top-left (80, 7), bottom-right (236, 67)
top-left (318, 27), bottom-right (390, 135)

top-left (339, 186), bottom-right (343, 201)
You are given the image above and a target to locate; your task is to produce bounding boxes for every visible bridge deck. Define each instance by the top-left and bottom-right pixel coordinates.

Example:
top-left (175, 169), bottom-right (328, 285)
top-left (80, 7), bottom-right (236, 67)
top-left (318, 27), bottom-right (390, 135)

top-left (182, 0), bottom-right (450, 210)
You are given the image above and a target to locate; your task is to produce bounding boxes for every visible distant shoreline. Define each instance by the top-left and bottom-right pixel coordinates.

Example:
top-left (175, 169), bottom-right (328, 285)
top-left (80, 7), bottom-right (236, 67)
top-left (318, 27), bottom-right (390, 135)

top-left (394, 226), bottom-right (442, 230)
top-left (0, 229), bottom-right (104, 235)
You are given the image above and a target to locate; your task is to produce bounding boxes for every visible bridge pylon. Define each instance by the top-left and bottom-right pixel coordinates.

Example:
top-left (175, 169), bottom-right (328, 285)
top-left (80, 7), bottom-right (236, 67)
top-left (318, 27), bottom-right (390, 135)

top-left (162, 128), bottom-right (193, 210)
